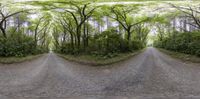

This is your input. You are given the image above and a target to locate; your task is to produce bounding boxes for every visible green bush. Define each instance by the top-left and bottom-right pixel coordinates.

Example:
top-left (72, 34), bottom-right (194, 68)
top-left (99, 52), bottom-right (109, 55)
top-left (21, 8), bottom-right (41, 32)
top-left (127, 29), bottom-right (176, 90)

top-left (58, 28), bottom-right (145, 57)
top-left (0, 32), bottom-right (47, 57)
top-left (154, 31), bottom-right (200, 57)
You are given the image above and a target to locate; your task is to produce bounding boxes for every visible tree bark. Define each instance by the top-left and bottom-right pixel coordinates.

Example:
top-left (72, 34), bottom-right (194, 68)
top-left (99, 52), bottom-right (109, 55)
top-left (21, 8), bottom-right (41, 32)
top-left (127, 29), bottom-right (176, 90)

top-left (0, 26), bottom-right (6, 38)
top-left (86, 20), bottom-right (89, 47)
top-left (83, 22), bottom-right (86, 50)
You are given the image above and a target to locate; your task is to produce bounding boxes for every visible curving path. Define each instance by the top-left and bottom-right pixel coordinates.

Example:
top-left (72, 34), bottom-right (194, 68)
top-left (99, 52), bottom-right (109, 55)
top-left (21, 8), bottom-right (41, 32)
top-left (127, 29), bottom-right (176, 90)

top-left (0, 47), bottom-right (200, 99)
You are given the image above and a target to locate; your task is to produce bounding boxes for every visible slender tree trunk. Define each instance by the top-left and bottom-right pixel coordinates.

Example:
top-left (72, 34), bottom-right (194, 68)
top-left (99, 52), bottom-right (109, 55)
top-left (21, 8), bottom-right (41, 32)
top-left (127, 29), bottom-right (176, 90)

top-left (127, 27), bottom-right (131, 47)
top-left (106, 16), bottom-right (109, 29)
top-left (127, 32), bottom-right (131, 43)
top-left (42, 36), bottom-right (45, 46)
top-left (70, 33), bottom-right (74, 50)
top-left (4, 20), bottom-right (6, 31)
top-left (34, 32), bottom-right (37, 47)
top-left (0, 26), bottom-right (6, 38)
top-left (98, 22), bottom-right (101, 33)
top-left (86, 20), bottom-right (89, 47)
top-left (83, 22), bottom-right (86, 50)
top-left (172, 19), bottom-right (176, 50)
top-left (17, 15), bottom-right (20, 32)
top-left (63, 30), bottom-right (66, 44)
top-left (183, 17), bottom-right (187, 32)
top-left (76, 26), bottom-right (82, 51)
top-left (75, 34), bottom-right (77, 47)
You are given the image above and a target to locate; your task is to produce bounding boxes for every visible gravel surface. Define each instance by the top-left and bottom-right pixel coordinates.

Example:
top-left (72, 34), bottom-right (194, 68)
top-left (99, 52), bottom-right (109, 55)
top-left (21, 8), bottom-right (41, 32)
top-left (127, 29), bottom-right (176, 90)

top-left (0, 47), bottom-right (200, 99)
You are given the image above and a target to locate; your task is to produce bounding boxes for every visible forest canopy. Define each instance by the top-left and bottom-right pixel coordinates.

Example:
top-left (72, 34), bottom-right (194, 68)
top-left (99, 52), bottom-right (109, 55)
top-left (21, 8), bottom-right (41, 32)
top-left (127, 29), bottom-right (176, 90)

top-left (0, 0), bottom-right (199, 58)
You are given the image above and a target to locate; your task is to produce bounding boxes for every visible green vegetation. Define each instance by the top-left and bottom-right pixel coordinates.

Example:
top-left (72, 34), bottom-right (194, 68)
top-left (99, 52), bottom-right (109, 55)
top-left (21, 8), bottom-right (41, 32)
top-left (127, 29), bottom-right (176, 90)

top-left (49, 1), bottom-right (151, 58)
top-left (0, 0), bottom-right (200, 63)
top-left (155, 32), bottom-right (200, 57)
top-left (0, 3), bottom-right (50, 59)
top-left (0, 31), bottom-right (48, 57)
top-left (158, 48), bottom-right (200, 63)
top-left (154, 3), bottom-right (200, 58)
top-left (58, 49), bottom-right (143, 66)
top-left (0, 54), bottom-right (43, 64)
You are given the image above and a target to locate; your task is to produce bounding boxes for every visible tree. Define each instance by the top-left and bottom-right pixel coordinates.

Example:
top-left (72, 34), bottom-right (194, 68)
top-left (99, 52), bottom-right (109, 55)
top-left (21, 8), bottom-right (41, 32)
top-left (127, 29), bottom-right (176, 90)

top-left (0, 4), bottom-right (25, 38)
top-left (170, 3), bottom-right (200, 30)
top-left (31, 15), bottom-right (50, 47)
top-left (108, 4), bottom-right (150, 47)
top-left (58, 13), bottom-right (75, 50)
top-left (52, 26), bottom-right (60, 50)
top-left (134, 24), bottom-right (150, 47)
top-left (63, 2), bottom-right (98, 50)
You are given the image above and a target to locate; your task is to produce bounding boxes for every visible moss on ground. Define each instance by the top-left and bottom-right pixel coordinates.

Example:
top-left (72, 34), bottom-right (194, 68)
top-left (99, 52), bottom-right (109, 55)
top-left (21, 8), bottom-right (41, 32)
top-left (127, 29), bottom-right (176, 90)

top-left (57, 49), bottom-right (144, 66)
top-left (0, 54), bottom-right (43, 64)
top-left (158, 48), bottom-right (200, 63)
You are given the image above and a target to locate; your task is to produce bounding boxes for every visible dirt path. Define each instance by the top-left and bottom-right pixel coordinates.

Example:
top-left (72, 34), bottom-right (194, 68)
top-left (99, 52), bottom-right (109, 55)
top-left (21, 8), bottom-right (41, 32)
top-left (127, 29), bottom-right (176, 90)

top-left (0, 47), bottom-right (200, 99)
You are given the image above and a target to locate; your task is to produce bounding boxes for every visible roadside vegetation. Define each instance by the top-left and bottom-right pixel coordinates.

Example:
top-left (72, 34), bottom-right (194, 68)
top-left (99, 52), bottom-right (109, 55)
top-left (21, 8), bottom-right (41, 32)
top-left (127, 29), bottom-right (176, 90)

top-left (0, 0), bottom-right (200, 64)
top-left (155, 32), bottom-right (200, 57)
top-left (0, 54), bottom-right (43, 64)
top-left (58, 49), bottom-right (144, 66)
top-left (46, 1), bottom-right (151, 62)
top-left (0, 3), bottom-right (50, 63)
top-left (158, 48), bottom-right (200, 63)
top-left (154, 3), bottom-right (200, 59)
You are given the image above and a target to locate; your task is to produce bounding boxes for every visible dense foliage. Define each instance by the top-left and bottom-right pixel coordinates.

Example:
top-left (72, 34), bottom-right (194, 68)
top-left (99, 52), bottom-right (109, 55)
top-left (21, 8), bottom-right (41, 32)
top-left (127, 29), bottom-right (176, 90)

top-left (0, 32), bottom-right (48, 57)
top-left (0, 4), bottom-right (50, 57)
top-left (51, 2), bottom-right (150, 57)
top-left (57, 29), bottom-right (146, 57)
top-left (154, 3), bottom-right (200, 57)
top-left (58, 28), bottom-right (146, 56)
top-left (1, 1), bottom-right (199, 59)
top-left (154, 31), bottom-right (200, 57)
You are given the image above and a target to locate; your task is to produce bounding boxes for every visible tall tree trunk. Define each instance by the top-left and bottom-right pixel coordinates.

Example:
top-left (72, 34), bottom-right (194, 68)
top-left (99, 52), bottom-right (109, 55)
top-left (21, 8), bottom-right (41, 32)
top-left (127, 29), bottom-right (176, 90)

top-left (42, 35), bottom-right (46, 46)
top-left (127, 27), bottom-right (131, 47)
top-left (127, 32), bottom-right (131, 43)
top-left (0, 26), bottom-right (6, 38)
top-left (17, 15), bottom-right (20, 32)
top-left (127, 31), bottom-right (131, 50)
top-left (76, 26), bottom-right (82, 51)
top-left (86, 20), bottom-right (89, 47)
top-left (172, 19), bottom-right (176, 50)
top-left (34, 32), bottom-right (37, 47)
top-left (83, 22), bottom-right (86, 50)
top-left (183, 17), bottom-right (187, 32)
top-left (4, 20), bottom-right (6, 31)
top-left (63, 30), bottom-right (66, 44)
top-left (98, 22), bottom-right (101, 33)
top-left (70, 33), bottom-right (74, 50)
top-left (106, 16), bottom-right (109, 29)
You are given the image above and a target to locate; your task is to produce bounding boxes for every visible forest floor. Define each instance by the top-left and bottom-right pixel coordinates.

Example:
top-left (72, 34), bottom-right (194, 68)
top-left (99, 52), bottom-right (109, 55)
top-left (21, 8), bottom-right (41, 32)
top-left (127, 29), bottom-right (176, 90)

top-left (158, 48), bottom-right (200, 63)
top-left (0, 54), bottom-right (43, 64)
top-left (57, 49), bottom-right (144, 66)
top-left (0, 47), bottom-right (200, 99)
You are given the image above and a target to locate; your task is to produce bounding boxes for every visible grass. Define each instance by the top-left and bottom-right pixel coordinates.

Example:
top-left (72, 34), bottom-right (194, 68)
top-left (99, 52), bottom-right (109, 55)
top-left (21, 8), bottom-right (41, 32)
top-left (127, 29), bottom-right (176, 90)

top-left (158, 48), bottom-right (200, 63)
top-left (0, 54), bottom-right (43, 64)
top-left (57, 49), bottom-right (144, 66)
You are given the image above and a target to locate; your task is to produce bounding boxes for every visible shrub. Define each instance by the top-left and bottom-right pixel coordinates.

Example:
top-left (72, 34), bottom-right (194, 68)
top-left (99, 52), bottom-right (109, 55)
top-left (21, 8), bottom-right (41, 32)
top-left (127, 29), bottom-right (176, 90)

top-left (58, 28), bottom-right (146, 56)
top-left (0, 32), bottom-right (47, 57)
top-left (154, 31), bottom-right (200, 57)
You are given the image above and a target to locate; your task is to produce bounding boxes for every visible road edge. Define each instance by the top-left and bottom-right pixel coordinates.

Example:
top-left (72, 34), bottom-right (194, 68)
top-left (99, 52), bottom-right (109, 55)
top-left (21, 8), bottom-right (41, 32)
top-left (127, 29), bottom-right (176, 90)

top-left (57, 49), bottom-right (145, 66)
top-left (158, 48), bottom-right (200, 63)
top-left (0, 54), bottom-right (44, 64)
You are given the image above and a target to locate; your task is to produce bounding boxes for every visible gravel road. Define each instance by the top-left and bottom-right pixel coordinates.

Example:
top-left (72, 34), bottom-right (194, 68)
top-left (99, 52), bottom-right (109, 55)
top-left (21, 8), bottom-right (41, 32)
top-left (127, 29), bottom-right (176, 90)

top-left (0, 47), bottom-right (200, 99)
